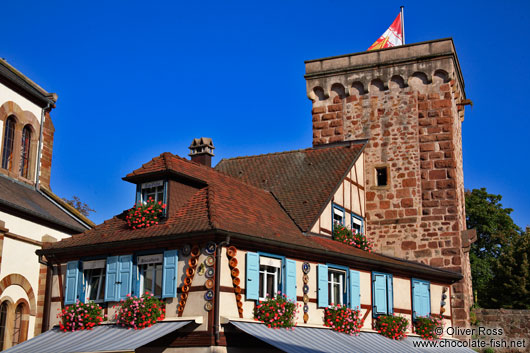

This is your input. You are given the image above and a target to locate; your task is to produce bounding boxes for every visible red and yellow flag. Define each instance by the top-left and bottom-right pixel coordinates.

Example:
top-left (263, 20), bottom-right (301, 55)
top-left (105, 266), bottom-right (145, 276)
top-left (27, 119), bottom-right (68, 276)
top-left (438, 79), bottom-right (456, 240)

top-left (367, 12), bottom-right (403, 51)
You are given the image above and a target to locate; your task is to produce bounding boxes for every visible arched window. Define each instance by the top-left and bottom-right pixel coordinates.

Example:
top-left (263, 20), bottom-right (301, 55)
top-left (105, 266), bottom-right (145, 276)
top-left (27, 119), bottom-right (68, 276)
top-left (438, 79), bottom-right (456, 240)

top-left (1, 117), bottom-right (16, 171)
top-left (19, 126), bottom-right (31, 178)
top-left (11, 304), bottom-right (23, 346)
top-left (0, 302), bottom-right (8, 350)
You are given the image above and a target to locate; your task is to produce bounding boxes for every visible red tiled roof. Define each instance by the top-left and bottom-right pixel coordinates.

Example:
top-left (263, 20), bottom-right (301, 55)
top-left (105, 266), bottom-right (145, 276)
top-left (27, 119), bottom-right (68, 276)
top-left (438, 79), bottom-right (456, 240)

top-left (41, 149), bottom-right (461, 281)
top-left (47, 153), bottom-right (301, 249)
top-left (215, 141), bottom-right (365, 232)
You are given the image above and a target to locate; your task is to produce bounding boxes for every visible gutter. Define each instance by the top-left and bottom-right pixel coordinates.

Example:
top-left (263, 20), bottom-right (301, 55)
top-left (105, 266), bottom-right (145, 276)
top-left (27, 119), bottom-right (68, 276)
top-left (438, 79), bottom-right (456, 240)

top-left (35, 102), bottom-right (51, 189)
top-left (36, 189), bottom-right (92, 230)
top-left (214, 236), bottom-right (230, 345)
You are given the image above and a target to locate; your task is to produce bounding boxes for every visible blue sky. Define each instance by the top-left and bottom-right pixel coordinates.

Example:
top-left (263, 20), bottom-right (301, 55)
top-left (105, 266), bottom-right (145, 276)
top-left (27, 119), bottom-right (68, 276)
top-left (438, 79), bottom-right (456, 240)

top-left (3, 1), bottom-right (529, 228)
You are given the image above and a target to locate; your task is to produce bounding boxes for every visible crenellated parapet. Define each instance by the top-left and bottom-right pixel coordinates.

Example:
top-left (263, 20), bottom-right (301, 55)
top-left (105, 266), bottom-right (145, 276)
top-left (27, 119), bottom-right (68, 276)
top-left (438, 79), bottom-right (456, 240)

top-left (305, 38), bottom-right (466, 121)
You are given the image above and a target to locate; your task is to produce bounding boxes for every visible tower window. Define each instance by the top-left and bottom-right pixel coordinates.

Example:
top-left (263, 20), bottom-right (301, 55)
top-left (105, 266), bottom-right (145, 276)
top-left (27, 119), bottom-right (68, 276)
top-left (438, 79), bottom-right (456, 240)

top-left (20, 125), bottom-right (32, 178)
top-left (375, 167), bottom-right (388, 186)
top-left (2, 116), bottom-right (16, 171)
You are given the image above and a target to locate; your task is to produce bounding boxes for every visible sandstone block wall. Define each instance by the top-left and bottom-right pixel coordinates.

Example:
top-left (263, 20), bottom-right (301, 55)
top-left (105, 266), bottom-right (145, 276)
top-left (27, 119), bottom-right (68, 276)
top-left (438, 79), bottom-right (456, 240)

top-left (474, 309), bottom-right (530, 352)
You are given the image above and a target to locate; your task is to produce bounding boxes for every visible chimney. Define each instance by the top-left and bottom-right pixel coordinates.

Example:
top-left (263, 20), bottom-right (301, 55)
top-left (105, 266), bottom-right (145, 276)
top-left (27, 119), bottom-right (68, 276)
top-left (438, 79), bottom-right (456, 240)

top-left (188, 137), bottom-right (215, 167)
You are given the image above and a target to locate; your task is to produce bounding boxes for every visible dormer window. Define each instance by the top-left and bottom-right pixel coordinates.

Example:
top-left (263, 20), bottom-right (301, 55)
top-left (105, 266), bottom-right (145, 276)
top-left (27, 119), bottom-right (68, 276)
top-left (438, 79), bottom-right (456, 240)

top-left (138, 180), bottom-right (166, 204)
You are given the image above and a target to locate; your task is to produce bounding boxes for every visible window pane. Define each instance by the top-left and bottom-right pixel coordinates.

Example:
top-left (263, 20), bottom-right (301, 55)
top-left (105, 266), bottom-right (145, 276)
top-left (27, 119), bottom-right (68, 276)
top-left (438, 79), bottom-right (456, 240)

top-left (12, 305), bottom-right (23, 346)
top-left (98, 273), bottom-right (106, 301)
top-left (88, 272), bottom-right (100, 300)
top-left (266, 272), bottom-right (275, 298)
top-left (0, 302), bottom-right (8, 350)
top-left (143, 265), bottom-right (154, 294)
top-left (2, 117), bottom-right (15, 171)
top-left (20, 126), bottom-right (31, 178)
top-left (154, 264), bottom-right (163, 297)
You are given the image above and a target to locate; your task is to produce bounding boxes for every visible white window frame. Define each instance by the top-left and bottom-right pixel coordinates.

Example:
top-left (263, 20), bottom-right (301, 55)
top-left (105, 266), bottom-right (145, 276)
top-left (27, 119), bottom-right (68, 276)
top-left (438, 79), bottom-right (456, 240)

top-left (328, 269), bottom-right (346, 306)
top-left (333, 204), bottom-right (345, 231)
top-left (258, 256), bottom-right (282, 301)
top-left (83, 260), bottom-right (106, 303)
top-left (351, 214), bottom-right (364, 234)
top-left (140, 180), bottom-right (165, 204)
top-left (138, 254), bottom-right (163, 297)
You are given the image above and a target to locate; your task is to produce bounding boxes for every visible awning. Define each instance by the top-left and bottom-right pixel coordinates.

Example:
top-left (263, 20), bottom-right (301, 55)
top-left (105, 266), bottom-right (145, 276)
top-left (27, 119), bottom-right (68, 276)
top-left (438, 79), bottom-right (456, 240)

top-left (4, 320), bottom-right (193, 353)
top-left (230, 321), bottom-right (475, 353)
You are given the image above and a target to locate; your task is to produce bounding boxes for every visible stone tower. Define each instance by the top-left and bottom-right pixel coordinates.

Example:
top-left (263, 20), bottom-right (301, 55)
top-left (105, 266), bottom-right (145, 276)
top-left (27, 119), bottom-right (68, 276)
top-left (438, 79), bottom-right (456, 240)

top-left (305, 38), bottom-right (472, 328)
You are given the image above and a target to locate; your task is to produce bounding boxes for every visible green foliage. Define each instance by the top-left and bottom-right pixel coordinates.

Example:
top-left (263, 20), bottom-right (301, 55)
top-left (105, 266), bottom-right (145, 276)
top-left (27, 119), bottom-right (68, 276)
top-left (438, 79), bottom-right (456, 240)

top-left (414, 315), bottom-right (443, 340)
top-left (466, 188), bottom-right (529, 309)
top-left (126, 198), bottom-right (166, 229)
top-left (114, 293), bottom-right (166, 329)
top-left (492, 231), bottom-right (530, 309)
top-left (332, 223), bottom-right (374, 252)
top-left (254, 294), bottom-right (298, 329)
top-left (324, 305), bottom-right (364, 335)
top-left (58, 301), bottom-right (104, 332)
top-left (375, 314), bottom-right (408, 340)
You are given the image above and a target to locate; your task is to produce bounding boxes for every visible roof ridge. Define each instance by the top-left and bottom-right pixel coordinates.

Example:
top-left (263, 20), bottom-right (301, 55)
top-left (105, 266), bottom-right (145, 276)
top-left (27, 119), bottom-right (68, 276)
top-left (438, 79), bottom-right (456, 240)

top-left (216, 141), bottom-right (366, 163)
top-left (206, 186), bottom-right (219, 229)
top-left (163, 152), bottom-right (277, 196)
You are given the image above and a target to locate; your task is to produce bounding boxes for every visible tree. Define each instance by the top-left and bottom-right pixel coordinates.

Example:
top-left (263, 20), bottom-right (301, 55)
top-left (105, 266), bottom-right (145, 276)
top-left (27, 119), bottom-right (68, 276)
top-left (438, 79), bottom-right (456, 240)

top-left (493, 230), bottom-right (530, 309)
top-left (465, 188), bottom-right (528, 309)
top-left (62, 196), bottom-right (95, 218)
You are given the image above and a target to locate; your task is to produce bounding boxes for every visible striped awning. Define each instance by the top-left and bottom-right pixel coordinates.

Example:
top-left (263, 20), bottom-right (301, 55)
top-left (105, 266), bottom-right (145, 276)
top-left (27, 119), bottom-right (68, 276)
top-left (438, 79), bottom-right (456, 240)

top-left (230, 321), bottom-right (476, 353)
top-left (4, 320), bottom-right (192, 353)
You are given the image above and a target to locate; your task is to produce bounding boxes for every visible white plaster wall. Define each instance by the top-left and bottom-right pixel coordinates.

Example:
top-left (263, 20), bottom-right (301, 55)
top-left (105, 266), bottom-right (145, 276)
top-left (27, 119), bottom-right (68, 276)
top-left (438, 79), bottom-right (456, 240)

top-left (0, 84), bottom-right (43, 124)
top-left (393, 277), bottom-right (411, 310)
top-left (0, 238), bottom-right (40, 295)
top-left (0, 211), bottom-right (71, 242)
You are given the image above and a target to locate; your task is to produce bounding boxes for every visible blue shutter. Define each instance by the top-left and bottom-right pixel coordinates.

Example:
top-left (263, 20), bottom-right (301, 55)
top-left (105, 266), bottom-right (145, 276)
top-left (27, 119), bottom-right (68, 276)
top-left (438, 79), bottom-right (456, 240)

top-left (284, 259), bottom-right (297, 302)
top-left (373, 273), bottom-right (387, 315)
top-left (162, 250), bottom-right (178, 298)
top-left (77, 269), bottom-right (85, 303)
top-left (349, 270), bottom-right (361, 310)
top-left (317, 264), bottom-right (328, 308)
top-left (104, 256), bottom-right (119, 302)
top-left (420, 281), bottom-right (431, 317)
top-left (118, 255), bottom-right (133, 300)
top-left (65, 261), bottom-right (80, 305)
top-left (387, 274), bottom-right (394, 314)
top-left (412, 280), bottom-right (421, 319)
top-left (246, 252), bottom-right (259, 300)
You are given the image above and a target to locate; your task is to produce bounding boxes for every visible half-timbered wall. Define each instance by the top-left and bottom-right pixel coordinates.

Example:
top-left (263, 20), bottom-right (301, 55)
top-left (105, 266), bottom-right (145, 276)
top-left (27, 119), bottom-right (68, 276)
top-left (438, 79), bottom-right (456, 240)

top-left (310, 153), bottom-right (365, 236)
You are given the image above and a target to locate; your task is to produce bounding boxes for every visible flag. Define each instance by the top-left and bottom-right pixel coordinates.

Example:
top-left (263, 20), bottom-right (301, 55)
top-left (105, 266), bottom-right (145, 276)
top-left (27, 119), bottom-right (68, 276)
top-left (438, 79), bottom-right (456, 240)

top-left (367, 12), bottom-right (403, 51)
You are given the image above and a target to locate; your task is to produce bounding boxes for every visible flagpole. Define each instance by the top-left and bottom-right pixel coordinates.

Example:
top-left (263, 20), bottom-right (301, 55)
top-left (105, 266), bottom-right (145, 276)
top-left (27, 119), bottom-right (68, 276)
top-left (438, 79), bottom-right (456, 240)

top-left (401, 6), bottom-right (405, 45)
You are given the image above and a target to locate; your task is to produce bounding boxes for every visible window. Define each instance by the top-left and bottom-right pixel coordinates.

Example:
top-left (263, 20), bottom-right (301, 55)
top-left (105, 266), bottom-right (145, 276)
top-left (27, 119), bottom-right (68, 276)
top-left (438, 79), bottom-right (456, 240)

top-left (19, 126), bottom-right (31, 178)
top-left (1, 116), bottom-right (16, 171)
top-left (372, 272), bottom-right (393, 316)
top-left (318, 265), bottom-right (361, 309)
top-left (351, 214), bottom-right (364, 234)
top-left (259, 256), bottom-right (282, 300)
top-left (375, 167), bottom-right (388, 186)
top-left (245, 252), bottom-right (296, 302)
top-left (0, 302), bottom-right (7, 350)
top-left (137, 254), bottom-right (163, 297)
top-left (12, 304), bottom-right (23, 346)
top-left (332, 204), bottom-right (345, 232)
top-left (412, 279), bottom-right (431, 319)
top-left (328, 269), bottom-right (346, 305)
top-left (83, 260), bottom-right (106, 303)
top-left (140, 181), bottom-right (165, 204)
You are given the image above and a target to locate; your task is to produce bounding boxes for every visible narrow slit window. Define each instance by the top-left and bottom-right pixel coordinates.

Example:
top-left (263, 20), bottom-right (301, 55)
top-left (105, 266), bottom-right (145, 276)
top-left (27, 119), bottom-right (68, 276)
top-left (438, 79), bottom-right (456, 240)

top-left (2, 116), bottom-right (16, 171)
top-left (20, 126), bottom-right (31, 178)
top-left (376, 167), bottom-right (388, 186)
